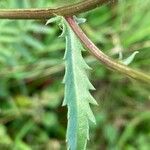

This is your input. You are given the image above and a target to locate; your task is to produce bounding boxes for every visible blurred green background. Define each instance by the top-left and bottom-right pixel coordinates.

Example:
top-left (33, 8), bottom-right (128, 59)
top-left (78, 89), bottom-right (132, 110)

top-left (0, 0), bottom-right (150, 150)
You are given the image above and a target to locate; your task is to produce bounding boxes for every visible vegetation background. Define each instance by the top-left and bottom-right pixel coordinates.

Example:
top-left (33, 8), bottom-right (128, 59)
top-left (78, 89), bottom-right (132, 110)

top-left (0, 0), bottom-right (150, 149)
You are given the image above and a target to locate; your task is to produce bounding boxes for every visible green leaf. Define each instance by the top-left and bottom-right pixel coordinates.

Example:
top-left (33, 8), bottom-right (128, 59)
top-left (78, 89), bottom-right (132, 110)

top-left (74, 16), bottom-right (87, 24)
top-left (46, 16), bottom-right (62, 25)
top-left (121, 51), bottom-right (139, 65)
top-left (62, 18), bottom-right (97, 150)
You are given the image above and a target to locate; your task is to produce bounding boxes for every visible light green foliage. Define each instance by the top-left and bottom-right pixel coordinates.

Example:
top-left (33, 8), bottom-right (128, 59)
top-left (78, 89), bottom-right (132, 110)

top-left (119, 51), bottom-right (139, 65)
top-left (0, 0), bottom-right (150, 150)
top-left (47, 16), bottom-right (97, 149)
top-left (62, 19), bottom-right (97, 150)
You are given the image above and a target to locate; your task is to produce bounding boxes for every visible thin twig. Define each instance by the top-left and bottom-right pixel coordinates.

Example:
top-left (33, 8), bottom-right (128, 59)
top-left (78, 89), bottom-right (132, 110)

top-left (0, 0), bottom-right (111, 19)
top-left (65, 17), bottom-right (150, 84)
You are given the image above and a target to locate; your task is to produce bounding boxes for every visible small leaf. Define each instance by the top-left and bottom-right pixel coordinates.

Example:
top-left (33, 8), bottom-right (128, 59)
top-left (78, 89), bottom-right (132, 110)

top-left (62, 17), bottom-right (97, 150)
top-left (121, 51), bottom-right (139, 65)
top-left (46, 16), bottom-right (62, 25)
top-left (73, 16), bottom-right (87, 24)
top-left (46, 16), bottom-right (66, 37)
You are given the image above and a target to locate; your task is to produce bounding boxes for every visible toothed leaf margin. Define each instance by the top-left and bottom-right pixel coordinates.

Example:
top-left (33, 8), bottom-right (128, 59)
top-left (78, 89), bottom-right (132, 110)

top-left (46, 16), bottom-right (97, 150)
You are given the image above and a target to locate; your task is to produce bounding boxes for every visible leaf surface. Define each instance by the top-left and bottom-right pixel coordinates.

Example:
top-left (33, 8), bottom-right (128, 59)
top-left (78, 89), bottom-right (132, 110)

top-left (62, 18), bottom-right (97, 150)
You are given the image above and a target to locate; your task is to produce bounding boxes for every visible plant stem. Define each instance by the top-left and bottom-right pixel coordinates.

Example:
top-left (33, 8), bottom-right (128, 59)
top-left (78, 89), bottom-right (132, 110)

top-left (65, 17), bottom-right (150, 84)
top-left (0, 0), bottom-right (111, 19)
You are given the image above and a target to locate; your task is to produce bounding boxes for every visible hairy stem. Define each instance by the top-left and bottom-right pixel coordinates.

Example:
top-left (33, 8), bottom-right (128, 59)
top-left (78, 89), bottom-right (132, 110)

top-left (0, 0), bottom-right (111, 19)
top-left (65, 17), bottom-right (150, 84)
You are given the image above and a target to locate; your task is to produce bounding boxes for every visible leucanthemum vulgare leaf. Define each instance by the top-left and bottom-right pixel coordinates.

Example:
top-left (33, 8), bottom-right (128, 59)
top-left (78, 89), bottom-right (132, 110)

top-left (119, 51), bottom-right (139, 65)
top-left (62, 18), bottom-right (98, 150)
top-left (46, 16), bottom-right (97, 150)
top-left (122, 51), bottom-right (139, 65)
